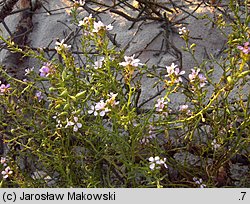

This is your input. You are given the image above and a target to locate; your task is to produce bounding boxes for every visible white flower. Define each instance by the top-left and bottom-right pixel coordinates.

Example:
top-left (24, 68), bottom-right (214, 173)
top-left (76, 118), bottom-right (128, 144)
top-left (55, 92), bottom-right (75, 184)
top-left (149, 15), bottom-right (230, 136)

top-left (106, 92), bottom-right (119, 107)
top-left (166, 63), bottom-right (178, 75)
top-left (189, 69), bottom-right (200, 81)
top-left (211, 139), bottom-right (221, 150)
top-left (65, 117), bottom-right (82, 132)
top-left (119, 54), bottom-right (143, 67)
top-left (78, 14), bottom-right (93, 27)
top-left (193, 177), bottom-right (206, 188)
top-left (35, 91), bottom-right (43, 102)
top-left (88, 100), bottom-right (110, 117)
top-left (178, 27), bottom-right (187, 35)
top-left (165, 63), bottom-right (185, 83)
top-left (148, 156), bottom-right (168, 170)
top-left (179, 104), bottom-right (191, 115)
top-left (95, 100), bottom-right (110, 116)
top-left (198, 74), bottom-right (207, 88)
top-left (1, 166), bottom-right (13, 179)
top-left (155, 98), bottom-right (168, 112)
top-left (92, 21), bottom-right (113, 33)
top-left (1, 157), bottom-right (7, 166)
top-left (53, 115), bottom-right (63, 128)
top-left (94, 57), bottom-right (105, 69)
top-left (55, 39), bottom-right (71, 52)
top-left (189, 69), bottom-right (207, 88)
top-left (88, 105), bottom-right (97, 116)
top-left (73, 0), bottom-right (85, 6)
top-left (24, 67), bottom-right (34, 75)
top-left (78, 20), bottom-right (85, 27)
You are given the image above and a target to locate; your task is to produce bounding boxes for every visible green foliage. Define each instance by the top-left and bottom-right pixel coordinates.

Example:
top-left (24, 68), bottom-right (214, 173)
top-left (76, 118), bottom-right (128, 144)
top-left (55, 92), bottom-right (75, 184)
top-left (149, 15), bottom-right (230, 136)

top-left (0, 0), bottom-right (249, 187)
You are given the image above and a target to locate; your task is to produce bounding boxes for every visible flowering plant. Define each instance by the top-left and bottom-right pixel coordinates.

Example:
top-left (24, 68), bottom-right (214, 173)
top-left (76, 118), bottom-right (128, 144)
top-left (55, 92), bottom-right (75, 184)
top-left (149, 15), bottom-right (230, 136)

top-left (0, 0), bottom-right (249, 188)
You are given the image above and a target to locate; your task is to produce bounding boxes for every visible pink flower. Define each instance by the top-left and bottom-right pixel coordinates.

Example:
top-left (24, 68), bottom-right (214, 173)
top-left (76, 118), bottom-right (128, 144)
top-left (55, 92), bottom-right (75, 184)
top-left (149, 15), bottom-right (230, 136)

top-left (189, 69), bottom-right (200, 81)
top-left (189, 69), bottom-right (207, 88)
top-left (88, 100), bottom-right (110, 117)
top-left (165, 63), bottom-right (185, 83)
top-left (1, 157), bottom-right (7, 167)
top-left (1, 166), bottom-right (13, 179)
top-left (119, 55), bottom-right (143, 67)
top-left (39, 63), bottom-right (52, 77)
top-left (155, 98), bottom-right (168, 112)
top-left (0, 83), bottom-right (10, 94)
top-left (237, 42), bottom-right (250, 54)
top-left (65, 117), bottom-right (82, 132)
top-left (166, 63), bottom-right (178, 75)
top-left (179, 104), bottom-right (191, 115)
top-left (35, 91), bottom-right (43, 102)
top-left (198, 74), bottom-right (207, 88)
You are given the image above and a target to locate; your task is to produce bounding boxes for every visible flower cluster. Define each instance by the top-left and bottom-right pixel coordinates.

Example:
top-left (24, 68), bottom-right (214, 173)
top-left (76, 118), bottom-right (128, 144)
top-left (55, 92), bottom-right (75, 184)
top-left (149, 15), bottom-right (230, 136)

top-left (73, 0), bottom-right (85, 6)
top-left (106, 92), bottom-right (120, 107)
top-left (52, 114), bottom-right (63, 128)
top-left (179, 104), bottom-right (191, 115)
top-left (155, 97), bottom-right (168, 113)
top-left (211, 139), bottom-right (221, 150)
top-left (119, 55), bottom-right (143, 83)
top-left (178, 27), bottom-right (187, 35)
top-left (65, 116), bottom-right (82, 132)
top-left (93, 21), bottom-right (113, 33)
top-left (148, 156), bottom-right (168, 170)
top-left (119, 55), bottom-right (143, 67)
top-left (164, 63), bottom-right (185, 85)
top-left (0, 81), bottom-right (10, 94)
top-left (78, 14), bottom-right (93, 27)
top-left (178, 26), bottom-right (189, 40)
top-left (1, 157), bottom-right (13, 179)
top-left (237, 42), bottom-right (250, 54)
top-left (188, 68), bottom-right (207, 89)
top-left (35, 91), bottom-right (43, 102)
top-left (24, 67), bottom-right (34, 76)
top-left (94, 57), bottom-right (105, 69)
top-left (39, 62), bottom-right (54, 77)
top-left (88, 93), bottom-right (119, 117)
top-left (55, 39), bottom-right (71, 52)
top-left (193, 177), bottom-right (206, 188)
top-left (78, 15), bottom-right (113, 37)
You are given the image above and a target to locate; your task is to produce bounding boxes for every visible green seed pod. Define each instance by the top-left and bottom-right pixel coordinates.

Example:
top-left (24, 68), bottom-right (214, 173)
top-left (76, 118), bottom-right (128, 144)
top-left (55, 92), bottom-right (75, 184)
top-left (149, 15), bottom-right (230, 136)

top-left (49, 87), bottom-right (57, 92)
top-left (238, 70), bottom-right (250, 78)
top-left (69, 95), bottom-right (76, 101)
top-left (190, 43), bottom-right (196, 49)
top-left (62, 70), bottom-right (67, 81)
top-left (58, 112), bottom-right (68, 117)
top-left (75, 91), bottom-right (86, 99)
top-left (227, 76), bottom-right (233, 84)
top-left (63, 103), bottom-right (70, 110)
top-left (55, 104), bottom-right (61, 109)
top-left (60, 89), bottom-right (68, 97)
